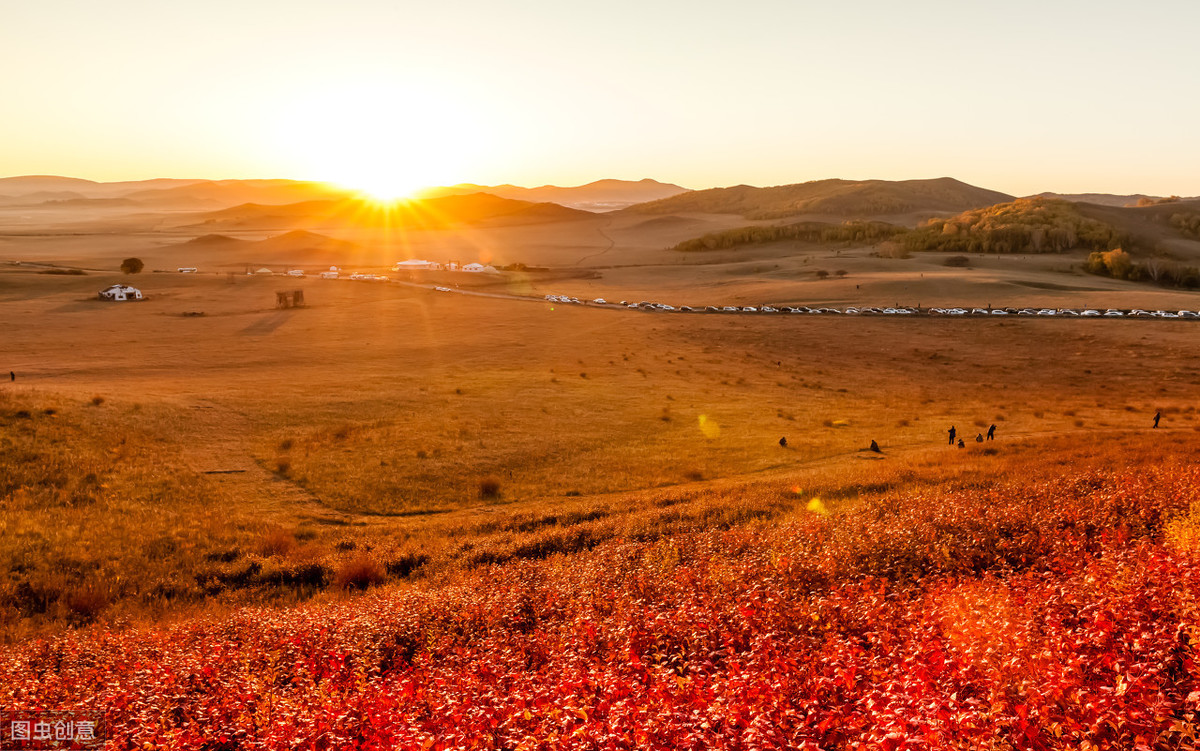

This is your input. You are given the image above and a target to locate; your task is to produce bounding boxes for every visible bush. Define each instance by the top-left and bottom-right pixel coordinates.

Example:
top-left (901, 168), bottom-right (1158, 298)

top-left (333, 555), bottom-right (386, 590)
top-left (120, 257), bottom-right (144, 274)
top-left (64, 585), bottom-right (109, 624)
top-left (479, 477), bottom-right (502, 500)
top-left (944, 255), bottom-right (971, 267)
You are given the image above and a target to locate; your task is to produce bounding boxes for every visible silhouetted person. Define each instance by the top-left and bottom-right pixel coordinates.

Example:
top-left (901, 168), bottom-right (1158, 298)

top-left (779, 436), bottom-right (788, 448)
top-left (869, 440), bottom-right (881, 453)
top-left (987, 424), bottom-right (996, 440)
top-left (948, 426), bottom-right (956, 446)
top-left (957, 438), bottom-right (965, 448)
top-left (1154, 411), bottom-right (1161, 428)
top-left (975, 433), bottom-right (984, 443)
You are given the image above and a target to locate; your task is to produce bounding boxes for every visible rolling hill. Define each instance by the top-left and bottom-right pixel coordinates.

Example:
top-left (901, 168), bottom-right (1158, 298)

top-left (187, 193), bottom-right (597, 231)
top-left (171, 230), bottom-right (361, 265)
top-left (625, 177), bottom-right (1014, 220)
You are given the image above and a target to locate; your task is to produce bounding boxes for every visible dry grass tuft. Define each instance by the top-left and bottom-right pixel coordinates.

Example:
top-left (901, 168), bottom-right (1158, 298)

top-left (258, 528), bottom-right (296, 557)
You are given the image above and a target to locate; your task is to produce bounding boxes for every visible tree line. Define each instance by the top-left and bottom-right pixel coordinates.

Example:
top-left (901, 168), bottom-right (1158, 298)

top-left (1085, 248), bottom-right (1200, 289)
top-left (672, 221), bottom-right (905, 252)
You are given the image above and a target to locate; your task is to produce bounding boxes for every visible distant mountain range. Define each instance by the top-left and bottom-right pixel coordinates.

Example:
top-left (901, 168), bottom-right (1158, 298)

top-left (0, 176), bottom-right (689, 213)
top-left (1033, 192), bottom-right (1199, 208)
top-left (2, 176), bottom-right (1196, 233)
top-left (0, 176), bottom-right (347, 208)
top-left (418, 178), bottom-right (690, 211)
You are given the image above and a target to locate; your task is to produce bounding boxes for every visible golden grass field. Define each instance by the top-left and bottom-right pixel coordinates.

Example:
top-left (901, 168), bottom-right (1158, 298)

top-left (3, 204), bottom-right (1200, 639)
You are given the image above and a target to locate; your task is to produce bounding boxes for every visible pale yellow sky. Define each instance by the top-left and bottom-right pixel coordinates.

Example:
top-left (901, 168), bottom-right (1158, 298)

top-left (3, 0), bottom-right (1198, 196)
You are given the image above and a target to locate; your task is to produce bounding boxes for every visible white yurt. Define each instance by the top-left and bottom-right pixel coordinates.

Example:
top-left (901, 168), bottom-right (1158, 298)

top-left (98, 284), bottom-right (143, 301)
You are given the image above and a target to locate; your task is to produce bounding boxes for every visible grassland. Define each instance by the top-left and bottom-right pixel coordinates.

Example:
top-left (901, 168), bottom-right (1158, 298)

top-left (3, 263), bottom-right (1199, 640)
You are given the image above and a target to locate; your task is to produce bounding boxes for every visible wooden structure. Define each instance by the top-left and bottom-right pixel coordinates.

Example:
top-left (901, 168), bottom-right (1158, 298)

top-left (275, 290), bottom-right (305, 309)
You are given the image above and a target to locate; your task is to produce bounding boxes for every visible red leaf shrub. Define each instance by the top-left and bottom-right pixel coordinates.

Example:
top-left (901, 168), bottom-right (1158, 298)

top-left (2, 465), bottom-right (1199, 749)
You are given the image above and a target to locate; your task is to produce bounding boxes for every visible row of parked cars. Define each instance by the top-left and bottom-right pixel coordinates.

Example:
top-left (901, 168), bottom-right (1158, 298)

top-left (541, 294), bottom-right (1200, 319)
top-left (926, 307), bottom-right (1200, 319)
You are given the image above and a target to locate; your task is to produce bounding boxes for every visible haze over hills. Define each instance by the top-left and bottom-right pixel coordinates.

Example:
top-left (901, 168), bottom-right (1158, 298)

top-left (627, 178), bottom-right (1015, 220)
top-left (0, 175), bottom-right (207, 198)
top-left (419, 178), bottom-right (690, 211)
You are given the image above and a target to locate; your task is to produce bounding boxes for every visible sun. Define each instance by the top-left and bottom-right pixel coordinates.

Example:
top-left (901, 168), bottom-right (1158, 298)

top-left (345, 174), bottom-right (425, 203)
top-left (273, 80), bottom-right (488, 201)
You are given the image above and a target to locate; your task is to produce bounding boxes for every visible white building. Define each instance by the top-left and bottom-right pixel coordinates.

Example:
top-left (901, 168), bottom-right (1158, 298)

top-left (98, 284), bottom-right (142, 301)
top-left (461, 263), bottom-right (499, 274)
top-left (392, 259), bottom-right (436, 271)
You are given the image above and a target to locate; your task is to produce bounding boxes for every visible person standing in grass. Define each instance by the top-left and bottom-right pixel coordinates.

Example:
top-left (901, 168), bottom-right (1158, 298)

top-left (948, 425), bottom-right (956, 445)
top-left (1154, 411), bottom-right (1161, 428)
top-left (987, 424), bottom-right (996, 440)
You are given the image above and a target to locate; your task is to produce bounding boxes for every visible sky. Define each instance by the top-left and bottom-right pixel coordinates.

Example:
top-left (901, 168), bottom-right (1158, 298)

top-left (3, 0), bottom-right (1199, 197)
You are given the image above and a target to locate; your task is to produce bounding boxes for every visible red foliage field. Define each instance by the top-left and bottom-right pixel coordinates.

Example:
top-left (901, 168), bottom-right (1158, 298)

top-left (4, 464), bottom-right (1200, 750)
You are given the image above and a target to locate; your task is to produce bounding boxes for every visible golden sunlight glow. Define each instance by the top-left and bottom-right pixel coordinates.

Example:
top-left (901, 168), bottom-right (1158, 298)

top-left (274, 80), bottom-right (488, 200)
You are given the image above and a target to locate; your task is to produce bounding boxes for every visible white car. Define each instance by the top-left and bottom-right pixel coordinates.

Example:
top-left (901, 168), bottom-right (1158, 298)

top-left (741, 306), bottom-right (757, 313)
top-left (1104, 310), bottom-right (1124, 317)
top-left (1081, 310), bottom-right (1100, 316)
top-left (1037, 309), bottom-right (1056, 316)
top-left (592, 298), bottom-right (607, 305)
top-left (722, 306), bottom-right (739, 312)
top-left (435, 286), bottom-right (451, 292)
top-left (991, 309), bottom-right (1008, 315)
top-left (287, 270), bottom-right (304, 277)
top-left (1180, 311), bottom-right (1199, 319)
